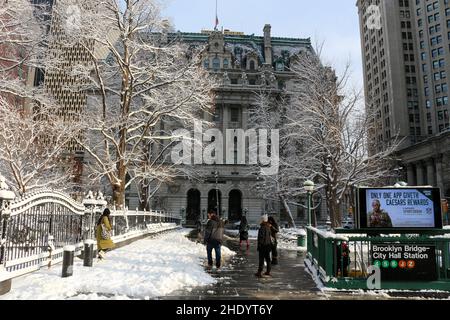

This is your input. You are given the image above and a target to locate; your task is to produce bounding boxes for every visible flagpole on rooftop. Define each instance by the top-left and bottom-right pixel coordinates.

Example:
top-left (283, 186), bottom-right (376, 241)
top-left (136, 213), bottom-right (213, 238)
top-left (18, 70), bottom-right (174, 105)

top-left (214, 0), bottom-right (218, 31)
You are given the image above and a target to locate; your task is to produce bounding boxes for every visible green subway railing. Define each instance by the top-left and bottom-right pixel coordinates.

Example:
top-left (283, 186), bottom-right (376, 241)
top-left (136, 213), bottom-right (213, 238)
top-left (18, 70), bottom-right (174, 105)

top-left (306, 226), bottom-right (450, 291)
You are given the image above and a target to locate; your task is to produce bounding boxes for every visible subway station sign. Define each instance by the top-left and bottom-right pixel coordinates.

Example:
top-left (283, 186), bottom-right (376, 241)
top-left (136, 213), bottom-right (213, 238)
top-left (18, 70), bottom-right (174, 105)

top-left (371, 244), bottom-right (437, 281)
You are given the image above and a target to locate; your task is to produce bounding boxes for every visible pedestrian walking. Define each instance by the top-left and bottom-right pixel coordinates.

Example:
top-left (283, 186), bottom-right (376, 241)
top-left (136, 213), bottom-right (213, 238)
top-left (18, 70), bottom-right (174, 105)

top-left (96, 208), bottom-right (115, 260)
top-left (204, 211), bottom-right (224, 270)
top-left (255, 214), bottom-right (272, 278)
top-left (336, 241), bottom-right (350, 277)
top-left (239, 215), bottom-right (250, 249)
top-left (268, 216), bottom-right (279, 265)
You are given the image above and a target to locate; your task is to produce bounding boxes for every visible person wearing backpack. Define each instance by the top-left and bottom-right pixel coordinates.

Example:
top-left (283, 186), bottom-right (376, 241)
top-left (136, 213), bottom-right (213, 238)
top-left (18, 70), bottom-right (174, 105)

top-left (204, 210), bottom-right (224, 269)
top-left (239, 215), bottom-right (250, 249)
top-left (255, 214), bottom-right (272, 278)
top-left (268, 216), bottom-right (279, 265)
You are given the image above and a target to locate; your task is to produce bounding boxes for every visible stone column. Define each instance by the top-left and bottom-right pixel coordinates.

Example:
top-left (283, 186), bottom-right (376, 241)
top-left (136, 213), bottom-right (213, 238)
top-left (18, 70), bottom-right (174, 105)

top-left (416, 162), bottom-right (425, 186)
top-left (436, 155), bottom-right (444, 191)
top-left (406, 163), bottom-right (416, 186)
top-left (426, 158), bottom-right (436, 187)
top-left (242, 105), bottom-right (249, 130)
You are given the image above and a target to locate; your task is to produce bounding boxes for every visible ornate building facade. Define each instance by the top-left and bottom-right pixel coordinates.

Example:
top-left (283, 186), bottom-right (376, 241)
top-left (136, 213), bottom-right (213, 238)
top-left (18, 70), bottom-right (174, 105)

top-left (125, 26), bottom-right (321, 226)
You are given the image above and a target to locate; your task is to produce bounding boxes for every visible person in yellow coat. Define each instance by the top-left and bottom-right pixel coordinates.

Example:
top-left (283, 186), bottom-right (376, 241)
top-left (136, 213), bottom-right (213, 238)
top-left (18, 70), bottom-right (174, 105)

top-left (96, 208), bottom-right (115, 259)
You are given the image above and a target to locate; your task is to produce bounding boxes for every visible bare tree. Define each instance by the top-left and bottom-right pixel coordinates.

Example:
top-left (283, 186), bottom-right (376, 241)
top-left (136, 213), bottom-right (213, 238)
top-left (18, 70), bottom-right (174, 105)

top-left (0, 98), bottom-right (78, 194)
top-left (251, 51), bottom-right (401, 228)
top-left (0, 0), bottom-right (77, 195)
top-left (49, 0), bottom-right (216, 208)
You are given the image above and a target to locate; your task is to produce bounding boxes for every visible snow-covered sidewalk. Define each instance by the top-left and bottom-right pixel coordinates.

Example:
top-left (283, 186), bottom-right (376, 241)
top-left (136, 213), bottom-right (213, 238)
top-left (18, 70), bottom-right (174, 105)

top-left (0, 229), bottom-right (235, 300)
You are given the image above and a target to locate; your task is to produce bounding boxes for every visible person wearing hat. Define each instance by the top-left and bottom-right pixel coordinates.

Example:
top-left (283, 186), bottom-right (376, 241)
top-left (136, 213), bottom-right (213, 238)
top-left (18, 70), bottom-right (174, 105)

top-left (255, 214), bottom-right (273, 278)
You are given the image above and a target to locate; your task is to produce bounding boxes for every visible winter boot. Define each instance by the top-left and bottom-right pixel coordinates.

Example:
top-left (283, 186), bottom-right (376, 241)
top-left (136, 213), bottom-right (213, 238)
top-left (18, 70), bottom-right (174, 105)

top-left (98, 250), bottom-right (106, 260)
top-left (254, 272), bottom-right (263, 278)
top-left (264, 271), bottom-right (272, 277)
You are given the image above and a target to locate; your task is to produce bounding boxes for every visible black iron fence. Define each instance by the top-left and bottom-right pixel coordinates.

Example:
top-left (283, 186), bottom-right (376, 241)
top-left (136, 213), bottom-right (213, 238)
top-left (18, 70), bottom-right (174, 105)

top-left (0, 186), bottom-right (180, 282)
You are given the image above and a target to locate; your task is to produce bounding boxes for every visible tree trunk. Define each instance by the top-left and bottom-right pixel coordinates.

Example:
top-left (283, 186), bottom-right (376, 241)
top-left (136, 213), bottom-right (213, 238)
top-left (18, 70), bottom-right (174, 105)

top-left (112, 163), bottom-right (126, 209)
top-left (112, 183), bottom-right (125, 209)
top-left (138, 180), bottom-right (150, 211)
top-left (280, 195), bottom-right (296, 228)
top-left (328, 188), bottom-right (341, 229)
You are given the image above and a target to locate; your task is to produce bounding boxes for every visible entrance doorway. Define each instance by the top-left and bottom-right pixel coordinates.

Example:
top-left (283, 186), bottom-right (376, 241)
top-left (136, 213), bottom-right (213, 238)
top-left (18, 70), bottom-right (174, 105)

top-left (228, 189), bottom-right (242, 222)
top-left (186, 189), bottom-right (201, 225)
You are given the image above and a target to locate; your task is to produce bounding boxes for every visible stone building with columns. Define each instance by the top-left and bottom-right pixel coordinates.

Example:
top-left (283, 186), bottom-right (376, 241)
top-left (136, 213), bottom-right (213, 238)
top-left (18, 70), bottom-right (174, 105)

top-left (399, 131), bottom-right (450, 199)
top-left (356, 0), bottom-right (450, 200)
top-left (124, 25), bottom-right (320, 226)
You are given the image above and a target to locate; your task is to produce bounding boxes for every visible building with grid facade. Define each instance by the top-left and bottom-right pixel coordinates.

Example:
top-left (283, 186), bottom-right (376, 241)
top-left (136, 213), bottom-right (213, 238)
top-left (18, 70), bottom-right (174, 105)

top-left (356, 0), bottom-right (450, 198)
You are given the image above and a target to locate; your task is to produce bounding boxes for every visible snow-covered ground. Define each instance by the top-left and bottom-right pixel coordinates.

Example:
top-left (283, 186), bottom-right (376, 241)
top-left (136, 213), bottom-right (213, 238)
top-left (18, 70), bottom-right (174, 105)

top-left (0, 229), bottom-right (235, 300)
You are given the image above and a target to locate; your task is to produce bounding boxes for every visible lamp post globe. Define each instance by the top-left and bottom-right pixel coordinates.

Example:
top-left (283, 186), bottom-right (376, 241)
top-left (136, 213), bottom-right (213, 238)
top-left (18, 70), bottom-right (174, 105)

top-left (304, 180), bottom-right (315, 192)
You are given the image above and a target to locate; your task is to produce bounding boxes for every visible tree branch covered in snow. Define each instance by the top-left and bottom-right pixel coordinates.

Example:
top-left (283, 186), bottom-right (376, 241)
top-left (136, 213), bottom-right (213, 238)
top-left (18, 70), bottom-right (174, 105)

top-left (251, 50), bottom-right (402, 228)
top-left (0, 0), bottom-right (77, 195)
top-left (49, 0), bottom-right (216, 208)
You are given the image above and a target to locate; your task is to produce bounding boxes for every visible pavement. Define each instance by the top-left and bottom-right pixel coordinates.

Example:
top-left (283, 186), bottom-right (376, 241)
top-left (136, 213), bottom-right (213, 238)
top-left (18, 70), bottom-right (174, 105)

top-left (161, 231), bottom-right (325, 300)
top-left (159, 230), bottom-right (450, 300)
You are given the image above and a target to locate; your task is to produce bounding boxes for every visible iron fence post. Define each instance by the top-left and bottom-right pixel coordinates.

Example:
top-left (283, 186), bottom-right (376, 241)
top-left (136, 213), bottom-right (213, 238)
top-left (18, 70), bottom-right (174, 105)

top-left (0, 175), bottom-right (15, 269)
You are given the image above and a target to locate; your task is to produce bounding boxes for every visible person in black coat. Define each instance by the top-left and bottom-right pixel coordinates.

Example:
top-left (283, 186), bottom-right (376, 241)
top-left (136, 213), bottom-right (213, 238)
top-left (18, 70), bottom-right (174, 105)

top-left (255, 214), bottom-right (272, 277)
top-left (268, 216), bottom-right (279, 265)
top-left (336, 241), bottom-right (350, 277)
top-left (239, 215), bottom-right (249, 249)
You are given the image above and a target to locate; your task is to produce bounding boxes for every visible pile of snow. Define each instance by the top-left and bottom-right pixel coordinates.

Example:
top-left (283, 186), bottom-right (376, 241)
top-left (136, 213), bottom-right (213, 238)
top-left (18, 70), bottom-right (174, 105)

top-left (277, 228), bottom-right (307, 251)
top-left (0, 229), bottom-right (235, 300)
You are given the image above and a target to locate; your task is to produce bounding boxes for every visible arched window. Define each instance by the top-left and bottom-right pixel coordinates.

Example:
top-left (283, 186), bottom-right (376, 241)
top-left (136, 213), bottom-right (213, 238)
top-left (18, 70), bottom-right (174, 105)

top-left (223, 58), bottom-right (229, 69)
top-left (213, 57), bottom-right (220, 71)
top-left (249, 60), bottom-right (255, 70)
top-left (204, 59), bottom-right (210, 69)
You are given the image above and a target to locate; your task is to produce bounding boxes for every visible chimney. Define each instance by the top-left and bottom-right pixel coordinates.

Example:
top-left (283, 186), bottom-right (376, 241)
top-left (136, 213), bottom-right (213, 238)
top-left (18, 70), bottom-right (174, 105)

top-left (263, 24), bottom-right (272, 65)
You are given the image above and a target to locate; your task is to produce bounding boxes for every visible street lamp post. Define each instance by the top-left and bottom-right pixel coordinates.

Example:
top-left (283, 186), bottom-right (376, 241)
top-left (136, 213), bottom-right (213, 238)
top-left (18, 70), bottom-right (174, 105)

top-left (214, 170), bottom-right (219, 215)
top-left (304, 180), bottom-right (315, 226)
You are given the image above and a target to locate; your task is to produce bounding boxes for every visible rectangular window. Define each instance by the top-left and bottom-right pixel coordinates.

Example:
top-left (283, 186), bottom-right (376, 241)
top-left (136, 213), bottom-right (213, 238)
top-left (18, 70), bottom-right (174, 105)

top-left (230, 107), bottom-right (239, 122)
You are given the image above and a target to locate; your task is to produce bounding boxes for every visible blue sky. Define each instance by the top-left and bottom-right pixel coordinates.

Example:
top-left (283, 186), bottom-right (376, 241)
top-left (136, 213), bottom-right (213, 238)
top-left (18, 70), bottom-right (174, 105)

top-left (162, 0), bottom-right (363, 89)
